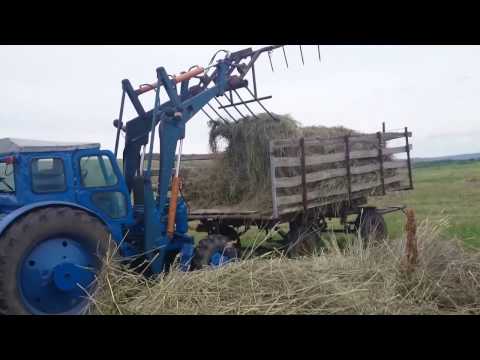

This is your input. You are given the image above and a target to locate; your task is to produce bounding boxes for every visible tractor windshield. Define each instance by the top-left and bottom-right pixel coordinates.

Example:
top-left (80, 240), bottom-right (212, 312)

top-left (0, 161), bottom-right (15, 193)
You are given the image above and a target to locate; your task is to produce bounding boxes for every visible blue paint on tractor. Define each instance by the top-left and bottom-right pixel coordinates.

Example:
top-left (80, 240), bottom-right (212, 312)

top-left (0, 46), bottom-right (277, 313)
top-left (210, 252), bottom-right (232, 268)
top-left (19, 237), bottom-right (96, 315)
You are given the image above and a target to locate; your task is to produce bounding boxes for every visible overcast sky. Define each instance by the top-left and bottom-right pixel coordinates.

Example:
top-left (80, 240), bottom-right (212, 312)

top-left (1, 45), bottom-right (479, 158)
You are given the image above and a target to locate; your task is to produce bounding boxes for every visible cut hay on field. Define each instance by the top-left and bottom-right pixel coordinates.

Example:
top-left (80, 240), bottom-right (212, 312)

top-left (90, 219), bottom-right (480, 315)
top-left (181, 113), bottom-right (398, 213)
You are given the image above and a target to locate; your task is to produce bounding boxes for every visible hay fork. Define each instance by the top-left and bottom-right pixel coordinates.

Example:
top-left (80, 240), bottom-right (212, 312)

top-left (214, 45), bottom-right (321, 122)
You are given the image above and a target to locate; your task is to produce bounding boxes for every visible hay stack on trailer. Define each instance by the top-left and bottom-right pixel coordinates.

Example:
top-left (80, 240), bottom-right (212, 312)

top-left (148, 114), bottom-right (413, 220)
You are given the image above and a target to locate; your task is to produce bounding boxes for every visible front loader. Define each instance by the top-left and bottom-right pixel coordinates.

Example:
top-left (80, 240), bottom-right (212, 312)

top-left (0, 46), bottom-right (315, 314)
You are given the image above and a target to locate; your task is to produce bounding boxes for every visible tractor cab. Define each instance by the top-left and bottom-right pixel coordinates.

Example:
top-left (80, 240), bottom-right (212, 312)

top-left (0, 138), bottom-right (133, 229)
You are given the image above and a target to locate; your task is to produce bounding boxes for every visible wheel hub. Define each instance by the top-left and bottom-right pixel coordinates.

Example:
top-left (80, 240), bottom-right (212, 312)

top-left (210, 251), bottom-right (234, 267)
top-left (52, 262), bottom-right (93, 292)
top-left (20, 237), bottom-right (97, 314)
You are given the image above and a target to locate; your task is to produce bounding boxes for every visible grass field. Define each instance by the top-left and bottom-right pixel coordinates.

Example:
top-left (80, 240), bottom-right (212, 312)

top-left (370, 160), bottom-right (480, 248)
top-left (189, 160), bottom-right (480, 249)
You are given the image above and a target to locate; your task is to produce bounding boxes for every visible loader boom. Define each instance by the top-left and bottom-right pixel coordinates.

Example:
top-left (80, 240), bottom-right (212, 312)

top-left (116, 46), bottom-right (292, 273)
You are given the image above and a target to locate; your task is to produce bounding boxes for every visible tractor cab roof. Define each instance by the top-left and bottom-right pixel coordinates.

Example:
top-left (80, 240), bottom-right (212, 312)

top-left (0, 138), bottom-right (100, 155)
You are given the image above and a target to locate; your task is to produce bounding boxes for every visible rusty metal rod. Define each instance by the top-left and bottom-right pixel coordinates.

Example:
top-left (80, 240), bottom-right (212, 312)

top-left (245, 87), bottom-right (278, 121)
top-left (214, 97), bottom-right (238, 123)
top-left (207, 103), bottom-right (229, 123)
top-left (223, 94), bottom-right (248, 119)
top-left (233, 89), bottom-right (258, 119)
top-left (282, 46), bottom-right (289, 68)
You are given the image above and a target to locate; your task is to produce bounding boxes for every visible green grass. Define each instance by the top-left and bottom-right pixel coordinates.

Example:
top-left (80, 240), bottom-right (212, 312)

top-left (370, 160), bottom-right (480, 248)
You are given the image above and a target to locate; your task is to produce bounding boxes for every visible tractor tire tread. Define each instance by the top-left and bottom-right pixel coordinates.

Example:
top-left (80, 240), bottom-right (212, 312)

top-left (0, 206), bottom-right (111, 315)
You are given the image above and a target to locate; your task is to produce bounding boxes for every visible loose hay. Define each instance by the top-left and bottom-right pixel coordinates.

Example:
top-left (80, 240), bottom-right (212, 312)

top-left (91, 219), bottom-right (480, 315)
top-left (182, 113), bottom-right (394, 213)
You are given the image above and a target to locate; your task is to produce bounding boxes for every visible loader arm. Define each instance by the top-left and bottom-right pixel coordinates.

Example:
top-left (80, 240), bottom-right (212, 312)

top-left (120, 59), bottom-right (233, 272)
top-left (114, 45), bottom-right (315, 273)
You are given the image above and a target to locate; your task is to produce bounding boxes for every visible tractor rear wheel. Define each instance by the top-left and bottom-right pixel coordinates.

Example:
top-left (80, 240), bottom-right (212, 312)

top-left (0, 206), bottom-right (113, 315)
top-left (190, 234), bottom-right (239, 270)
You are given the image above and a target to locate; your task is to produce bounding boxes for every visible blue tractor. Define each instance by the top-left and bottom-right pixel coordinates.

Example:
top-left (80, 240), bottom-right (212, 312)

top-left (0, 45), bottom-right (301, 314)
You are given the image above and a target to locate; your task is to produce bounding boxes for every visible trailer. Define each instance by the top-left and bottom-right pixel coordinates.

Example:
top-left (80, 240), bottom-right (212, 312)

top-left (147, 125), bottom-right (414, 254)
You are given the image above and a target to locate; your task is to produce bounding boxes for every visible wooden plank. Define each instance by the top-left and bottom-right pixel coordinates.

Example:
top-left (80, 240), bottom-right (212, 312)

top-left (190, 209), bottom-right (258, 215)
top-left (377, 132), bottom-right (386, 195)
top-left (384, 145), bottom-right (412, 156)
top-left (276, 174), bottom-right (406, 206)
top-left (182, 159), bottom-right (405, 189)
top-left (189, 213), bottom-right (273, 221)
top-left (269, 141), bottom-right (279, 219)
top-left (271, 144), bottom-right (412, 168)
top-left (157, 158), bottom-right (407, 187)
top-left (299, 138), bottom-right (308, 212)
top-left (145, 153), bottom-right (222, 161)
top-left (278, 192), bottom-right (368, 215)
top-left (272, 132), bottom-right (412, 149)
top-left (405, 127), bottom-right (414, 190)
top-left (344, 136), bottom-right (352, 202)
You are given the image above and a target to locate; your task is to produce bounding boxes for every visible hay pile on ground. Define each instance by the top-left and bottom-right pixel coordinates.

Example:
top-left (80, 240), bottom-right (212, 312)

top-left (90, 219), bottom-right (480, 315)
top-left (182, 113), bottom-right (391, 212)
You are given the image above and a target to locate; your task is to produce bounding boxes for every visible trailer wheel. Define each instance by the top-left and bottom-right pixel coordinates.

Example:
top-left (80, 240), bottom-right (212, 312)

top-left (356, 208), bottom-right (387, 245)
top-left (0, 206), bottom-right (113, 315)
top-left (191, 234), bottom-right (239, 270)
top-left (286, 216), bottom-right (324, 257)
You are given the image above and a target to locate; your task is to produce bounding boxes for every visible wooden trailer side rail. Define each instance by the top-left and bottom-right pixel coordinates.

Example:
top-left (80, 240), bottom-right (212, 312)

top-left (269, 128), bottom-right (413, 218)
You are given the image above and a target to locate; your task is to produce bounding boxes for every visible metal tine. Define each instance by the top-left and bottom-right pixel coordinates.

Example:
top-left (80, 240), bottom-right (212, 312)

top-left (268, 51), bottom-right (274, 72)
top-left (317, 45), bottom-right (321, 62)
top-left (222, 94), bottom-right (248, 120)
top-left (233, 89), bottom-right (259, 119)
top-left (299, 45), bottom-right (305, 65)
top-left (213, 97), bottom-right (238, 123)
top-left (282, 46), bottom-right (289, 68)
top-left (201, 108), bottom-right (216, 122)
top-left (206, 102), bottom-right (230, 124)
top-left (245, 87), bottom-right (278, 121)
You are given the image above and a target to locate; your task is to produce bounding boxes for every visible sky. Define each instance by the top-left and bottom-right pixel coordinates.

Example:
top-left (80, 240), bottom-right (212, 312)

top-left (1, 45), bottom-right (479, 158)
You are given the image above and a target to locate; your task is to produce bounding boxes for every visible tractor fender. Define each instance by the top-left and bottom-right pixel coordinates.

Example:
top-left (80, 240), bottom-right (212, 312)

top-left (0, 201), bottom-right (124, 242)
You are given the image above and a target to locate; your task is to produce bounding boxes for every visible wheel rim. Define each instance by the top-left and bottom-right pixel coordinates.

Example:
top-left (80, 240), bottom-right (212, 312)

top-left (19, 238), bottom-right (98, 315)
top-left (209, 250), bottom-right (235, 267)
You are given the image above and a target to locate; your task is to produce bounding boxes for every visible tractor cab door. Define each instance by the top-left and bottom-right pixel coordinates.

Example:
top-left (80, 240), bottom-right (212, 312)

top-left (73, 149), bottom-right (133, 226)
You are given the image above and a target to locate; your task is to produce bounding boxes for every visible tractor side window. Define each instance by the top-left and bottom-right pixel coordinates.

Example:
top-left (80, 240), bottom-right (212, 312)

top-left (31, 158), bottom-right (66, 193)
top-left (0, 162), bottom-right (15, 193)
top-left (91, 191), bottom-right (128, 219)
top-left (80, 155), bottom-right (118, 188)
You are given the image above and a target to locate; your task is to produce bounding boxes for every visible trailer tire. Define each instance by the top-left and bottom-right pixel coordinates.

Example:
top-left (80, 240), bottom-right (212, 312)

top-left (191, 234), bottom-right (239, 270)
top-left (286, 216), bottom-right (324, 257)
top-left (286, 228), bottom-right (323, 257)
top-left (356, 208), bottom-right (387, 245)
top-left (0, 206), bottom-right (113, 315)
